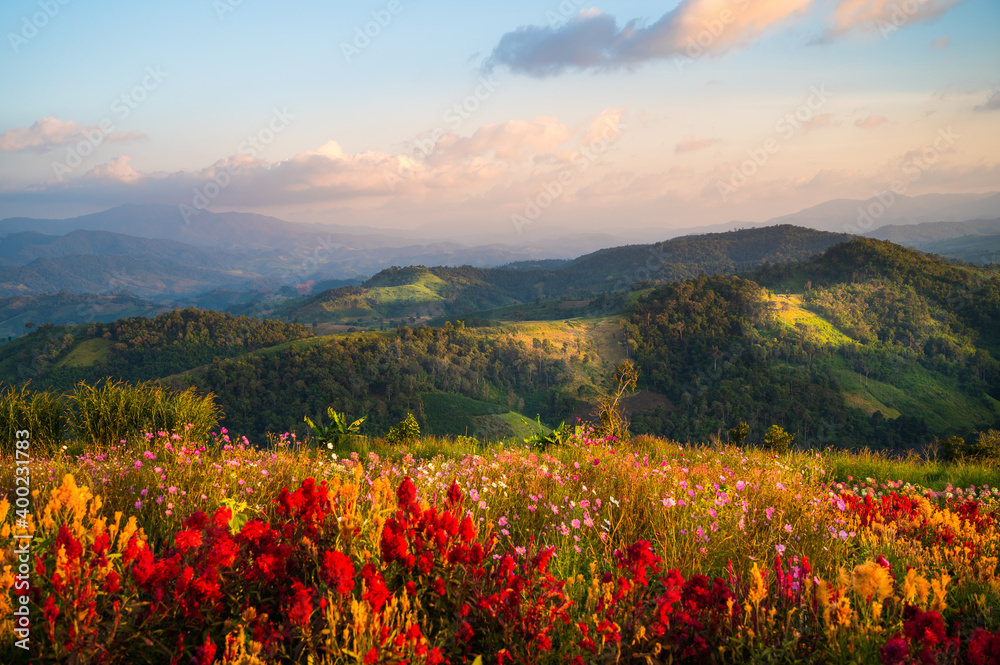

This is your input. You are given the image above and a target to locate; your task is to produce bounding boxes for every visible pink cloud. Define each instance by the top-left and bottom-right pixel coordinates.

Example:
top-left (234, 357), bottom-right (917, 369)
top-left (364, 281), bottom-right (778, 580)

top-left (0, 117), bottom-right (145, 154)
top-left (855, 114), bottom-right (887, 129)
top-left (675, 135), bottom-right (722, 153)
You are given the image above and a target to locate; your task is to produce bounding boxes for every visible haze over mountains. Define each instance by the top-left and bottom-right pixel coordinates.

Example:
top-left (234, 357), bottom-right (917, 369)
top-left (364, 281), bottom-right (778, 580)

top-left (1, 191), bottom-right (997, 310)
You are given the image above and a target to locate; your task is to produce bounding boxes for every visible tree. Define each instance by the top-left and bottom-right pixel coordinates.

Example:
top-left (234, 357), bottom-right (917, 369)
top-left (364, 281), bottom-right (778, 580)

top-left (597, 360), bottom-right (639, 441)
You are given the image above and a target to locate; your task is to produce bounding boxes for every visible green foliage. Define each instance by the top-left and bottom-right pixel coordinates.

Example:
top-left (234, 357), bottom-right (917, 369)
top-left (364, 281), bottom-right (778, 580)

top-left (762, 424), bottom-right (796, 454)
top-left (303, 407), bottom-right (365, 451)
top-left (385, 413), bottom-right (421, 445)
top-left (68, 380), bottom-right (219, 448)
top-left (940, 430), bottom-right (1000, 464)
top-left (525, 417), bottom-right (570, 452)
top-left (0, 383), bottom-right (64, 454)
top-left (0, 380), bottom-right (218, 451)
top-left (728, 422), bottom-right (749, 447)
top-left (0, 308), bottom-right (312, 392)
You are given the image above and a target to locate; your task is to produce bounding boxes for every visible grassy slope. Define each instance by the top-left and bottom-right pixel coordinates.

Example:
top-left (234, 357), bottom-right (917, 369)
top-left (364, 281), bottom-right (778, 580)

top-left (55, 337), bottom-right (113, 368)
top-left (766, 289), bottom-right (1000, 436)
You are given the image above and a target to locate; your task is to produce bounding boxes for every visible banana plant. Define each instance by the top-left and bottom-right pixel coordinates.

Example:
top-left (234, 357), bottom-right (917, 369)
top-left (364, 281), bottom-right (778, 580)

top-left (524, 416), bottom-right (571, 452)
top-left (303, 407), bottom-right (365, 450)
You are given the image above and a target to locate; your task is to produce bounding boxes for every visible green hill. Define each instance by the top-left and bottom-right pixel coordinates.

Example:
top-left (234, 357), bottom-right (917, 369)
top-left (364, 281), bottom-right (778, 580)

top-left (282, 225), bottom-right (852, 328)
top-left (4, 234), bottom-right (998, 452)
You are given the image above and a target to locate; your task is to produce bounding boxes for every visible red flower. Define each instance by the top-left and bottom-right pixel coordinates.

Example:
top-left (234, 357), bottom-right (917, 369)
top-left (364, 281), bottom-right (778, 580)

top-left (196, 634), bottom-right (217, 665)
top-left (967, 628), bottom-right (1000, 665)
top-left (174, 528), bottom-right (203, 553)
top-left (321, 550), bottom-right (355, 595)
top-left (362, 563), bottom-right (390, 612)
top-left (287, 581), bottom-right (314, 630)
top-left (212, 506), bottom-right (233, 530)
top-left (364, 648), bottom-right (379, 664)
top-left (380, 518), bottom-right (409, 564)
top-left (881, 635), bottom-right (909, 665)
top-left (184, 510), bottom-right (209, 531)
top-left (103, 569), bottom-right (121, 594)
top-left (447, 480), bottom-right (463, 505)
top-left (397, 476), bottom-right (417, 509)
top-left (239, 519), bottom-right (271, 544)
top-left (459, 514), bottom-right (475, 543)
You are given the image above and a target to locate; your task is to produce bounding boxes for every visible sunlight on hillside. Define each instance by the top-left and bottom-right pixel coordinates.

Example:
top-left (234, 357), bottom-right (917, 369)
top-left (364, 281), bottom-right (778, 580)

top-left (768, 293), bottom-right (853, 346)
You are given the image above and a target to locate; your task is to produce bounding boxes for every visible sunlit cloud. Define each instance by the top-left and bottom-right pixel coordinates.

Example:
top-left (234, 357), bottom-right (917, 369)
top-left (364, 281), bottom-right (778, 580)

top-left (485, 0), bottom-right (812, 76)
top-left (0, 117), bottom-right (145, 154)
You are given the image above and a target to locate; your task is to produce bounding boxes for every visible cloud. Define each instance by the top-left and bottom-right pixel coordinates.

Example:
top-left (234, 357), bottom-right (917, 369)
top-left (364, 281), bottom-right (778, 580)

top-left (0, 117), bottom-right (145, 154)
top-left (802, 113), bottom-right (835, 131)
top-left (932, 34), bottom-right (949, 49)
top-left (974, 92), bottom-right (1000, 113)
top-left (824, 0), bottom-right (960, 40)
top-left (486, 0), bottom-right (968, 76)
top-left (0, 110), bottom-right (628, 221)
top-left (675, 135), bottom-right (722, 153)
top-left (855, 114), bottom-right (887, 129)
top-left (485, 0), bottom-right (812, 76)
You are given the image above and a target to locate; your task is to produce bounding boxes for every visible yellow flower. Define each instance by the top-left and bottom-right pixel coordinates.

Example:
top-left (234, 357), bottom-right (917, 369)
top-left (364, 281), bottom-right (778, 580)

top-left (903, 569), bottom-right (931, 608)
top-left (931, 574), bottom-right (950, 613)
top-left (852, 561), bottom-right (893, 602)
top-left (748, 563), bottom-right (767, 605)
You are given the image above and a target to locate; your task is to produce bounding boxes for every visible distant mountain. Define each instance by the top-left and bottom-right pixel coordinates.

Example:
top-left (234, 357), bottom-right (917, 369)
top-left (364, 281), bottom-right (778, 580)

top-left (866, 217), bottom-right (1000, 245)
top-left (917, 233), bottom-right (1000, 265)
top-left (0, 254), bottom-right (264, 299)
top-left (765, 192), bottom-right (1000, 233)
top-left (0, 229), bottom-right (234, 268)
top-left (0, 292), bottom-right (167, 343)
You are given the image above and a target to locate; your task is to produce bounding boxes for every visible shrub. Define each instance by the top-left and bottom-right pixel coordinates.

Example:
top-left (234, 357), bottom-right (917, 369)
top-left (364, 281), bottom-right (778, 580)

top-left (763, 424), bottom-right (795, 454)
top-left (385, 413), bottom-right (421, 444)
top-left (303, 407), bottom-right (365, 452)
top-left (940, 430), bottom-right (1000, 464)
top-left (728, 421), bottom-right (750, 447)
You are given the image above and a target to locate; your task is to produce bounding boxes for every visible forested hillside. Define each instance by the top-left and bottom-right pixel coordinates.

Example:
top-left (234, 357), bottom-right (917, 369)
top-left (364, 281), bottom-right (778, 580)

top-left (3, 235), bottom-right (999, 452)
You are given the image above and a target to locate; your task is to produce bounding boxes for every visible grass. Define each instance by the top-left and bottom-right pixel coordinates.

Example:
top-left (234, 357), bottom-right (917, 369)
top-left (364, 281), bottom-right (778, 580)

top-left (54, 337), bottom-right (112, 368)
top-left (830, 357), bottom-right (1000, 435)
top-left (823, 446), bottom-right (1000, 490)
top-left (769, 293), bottom-right (854, 346)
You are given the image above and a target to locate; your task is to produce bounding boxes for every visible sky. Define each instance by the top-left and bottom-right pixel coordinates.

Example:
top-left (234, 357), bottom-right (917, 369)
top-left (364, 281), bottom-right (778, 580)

top-left (0, 0), bottom-right (998, 239)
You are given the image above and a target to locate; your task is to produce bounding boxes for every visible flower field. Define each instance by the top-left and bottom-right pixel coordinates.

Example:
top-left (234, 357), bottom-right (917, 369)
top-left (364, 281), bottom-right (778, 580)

top-left (3, 429), bottom-right (1000, 664)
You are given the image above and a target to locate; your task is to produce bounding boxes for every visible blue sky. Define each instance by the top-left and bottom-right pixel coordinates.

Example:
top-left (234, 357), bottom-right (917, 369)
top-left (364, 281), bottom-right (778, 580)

top-left (0, 0), bottom-right (997, 235)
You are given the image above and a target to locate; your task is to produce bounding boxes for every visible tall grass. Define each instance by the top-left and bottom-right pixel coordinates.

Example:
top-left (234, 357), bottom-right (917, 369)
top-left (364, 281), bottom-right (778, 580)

top-left (0, 380), bottom-right (219, 453)
top-left (823, 446), bottom-right (1000, 490)
top-left (0, 383), bottom-right (64, 455)
top-left (68, 380), bottom-right (219, 448)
